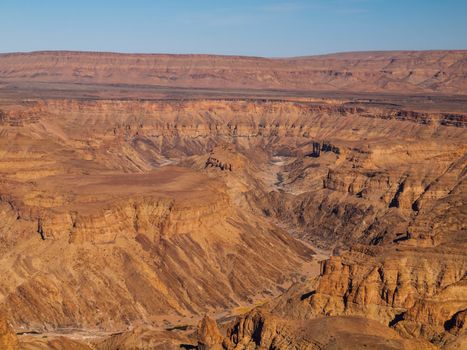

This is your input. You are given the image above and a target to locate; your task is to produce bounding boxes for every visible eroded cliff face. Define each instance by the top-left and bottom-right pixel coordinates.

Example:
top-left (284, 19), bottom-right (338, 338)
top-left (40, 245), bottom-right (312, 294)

top-left (1, 50), bottom-right (466, 94)
top-left (223, 246), bottom-right (466, 348)
top-left (0, 169), bottom-right (311, 331)
top-left (0, 98), bottom-right (465, 348)
top-left (260, 140), bottom-right (466, 250)
top-left (223, 309), bottom-right (437, 350)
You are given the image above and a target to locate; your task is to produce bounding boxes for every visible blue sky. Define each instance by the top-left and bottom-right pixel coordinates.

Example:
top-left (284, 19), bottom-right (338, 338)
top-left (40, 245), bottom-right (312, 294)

top-left (1, 0), bottom-right (466, 57)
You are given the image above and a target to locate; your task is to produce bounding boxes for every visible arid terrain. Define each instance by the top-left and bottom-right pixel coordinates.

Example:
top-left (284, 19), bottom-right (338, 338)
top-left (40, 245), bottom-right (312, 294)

top-left (0, 50), bottom-right (466, 349)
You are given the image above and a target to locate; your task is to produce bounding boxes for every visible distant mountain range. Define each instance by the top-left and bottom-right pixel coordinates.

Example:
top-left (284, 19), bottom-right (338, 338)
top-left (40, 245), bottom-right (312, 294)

top-left (1, 50), bottom-right (466, 94)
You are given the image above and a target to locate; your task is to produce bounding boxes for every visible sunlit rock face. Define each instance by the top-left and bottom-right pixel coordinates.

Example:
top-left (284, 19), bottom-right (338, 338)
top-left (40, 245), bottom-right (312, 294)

top-left (0, 51), bottom-right (465, 349)
top-left (0, 313), bottom-right (19, 350)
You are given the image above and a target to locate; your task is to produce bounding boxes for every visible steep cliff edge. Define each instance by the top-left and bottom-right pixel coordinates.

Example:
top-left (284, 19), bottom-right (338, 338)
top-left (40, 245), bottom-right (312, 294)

top-left (224, 244), bottom-right (466, 349)
top-left (0, 167), bottom-right (312, 331)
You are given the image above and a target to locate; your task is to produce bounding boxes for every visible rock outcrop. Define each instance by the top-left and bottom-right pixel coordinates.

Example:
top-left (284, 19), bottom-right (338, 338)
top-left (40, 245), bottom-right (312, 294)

top-left (197, 315), bottom-right (223, 350)
top-left (224, 243), bottom-right (466, 348)
top-left (205, 156), bottom-right (232, 171)
top-left (224, 309), bottom-right (436, 350)
top-left (0, 313), bottom-right (19, 350)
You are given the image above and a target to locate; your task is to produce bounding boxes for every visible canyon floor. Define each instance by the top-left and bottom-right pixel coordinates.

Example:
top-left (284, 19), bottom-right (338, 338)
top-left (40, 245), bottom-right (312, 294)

top-left (0, 51), bottom-right (466, 350)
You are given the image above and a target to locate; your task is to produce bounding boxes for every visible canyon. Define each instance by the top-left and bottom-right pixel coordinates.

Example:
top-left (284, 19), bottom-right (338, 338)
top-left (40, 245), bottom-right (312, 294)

top-left (0, 51), bottom-right (465, 349)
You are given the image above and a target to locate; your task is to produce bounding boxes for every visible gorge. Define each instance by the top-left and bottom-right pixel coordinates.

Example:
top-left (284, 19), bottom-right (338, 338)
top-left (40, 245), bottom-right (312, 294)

top-left (0, 50), bottom-right (465, 349)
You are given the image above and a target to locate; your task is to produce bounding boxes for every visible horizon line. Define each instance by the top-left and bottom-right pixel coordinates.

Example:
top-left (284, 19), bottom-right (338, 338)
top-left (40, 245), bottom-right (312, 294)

top-left (1, 48), bottom-right (466, 60)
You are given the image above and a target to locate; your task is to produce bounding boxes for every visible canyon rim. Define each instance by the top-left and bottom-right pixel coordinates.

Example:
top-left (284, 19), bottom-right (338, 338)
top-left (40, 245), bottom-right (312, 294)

top-left (0, 1), bottom-right (466, 349)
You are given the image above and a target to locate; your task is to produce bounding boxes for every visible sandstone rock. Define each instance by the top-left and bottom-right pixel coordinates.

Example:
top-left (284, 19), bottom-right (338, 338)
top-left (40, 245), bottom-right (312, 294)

top-left (197, 315), bottom-right (223, 350)
top-left (0, 52), bottom-right (465, 349)
top-left (242, 245), bottom-right (467, 347)
top-left (225, 309), bottom-right (437, 350)
top-left (0, 314), bottom-right (19, 350)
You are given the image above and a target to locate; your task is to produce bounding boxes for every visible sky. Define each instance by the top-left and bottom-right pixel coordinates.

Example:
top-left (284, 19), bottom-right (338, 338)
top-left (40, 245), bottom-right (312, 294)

top-left (1, 0), bottom-right (466, 57)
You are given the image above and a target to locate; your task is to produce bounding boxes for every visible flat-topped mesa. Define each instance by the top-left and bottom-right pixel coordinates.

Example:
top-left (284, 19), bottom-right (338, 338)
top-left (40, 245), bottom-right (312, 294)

top-left (34, 197), bottom-right (176, 244)
top-left (1, 50), bottom-right (466, 94)
top-left (0, 164), bottom-right (314, 331)
top-left (5, 168), bottom-right (231, 243)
